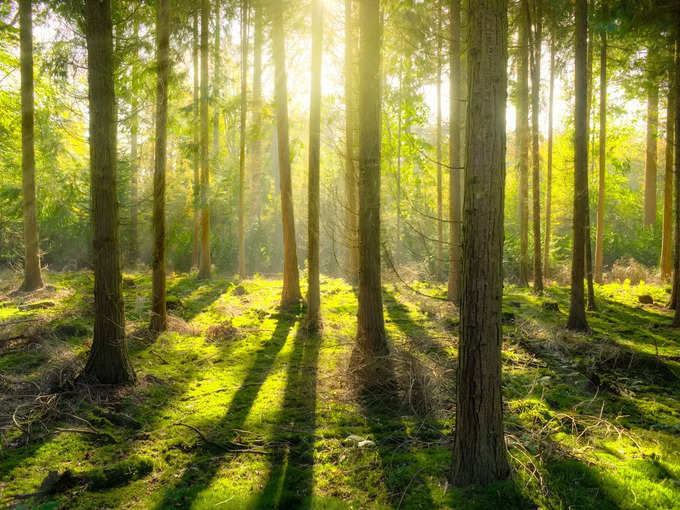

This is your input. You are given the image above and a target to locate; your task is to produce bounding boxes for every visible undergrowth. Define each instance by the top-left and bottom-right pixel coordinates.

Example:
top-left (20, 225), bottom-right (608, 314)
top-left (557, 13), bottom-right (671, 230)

top-left (0, 270), bottom-right (679, 509)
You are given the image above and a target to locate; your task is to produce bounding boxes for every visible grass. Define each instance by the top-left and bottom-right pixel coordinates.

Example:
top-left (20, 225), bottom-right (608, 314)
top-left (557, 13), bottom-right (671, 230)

top-left (0, 270), bottom-right (679, 509)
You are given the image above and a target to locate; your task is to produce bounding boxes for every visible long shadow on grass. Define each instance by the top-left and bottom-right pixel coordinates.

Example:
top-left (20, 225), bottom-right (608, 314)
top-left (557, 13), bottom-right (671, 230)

top-left (166, 275), bottom-right (234, 321)
top-left (383, 290), bottom-right (454, 366)
top-left (356, 362), bottom-right (439, 507)
top-left (254, 327), bottom-right (321, 509)
top-left (154, 309), bottom-right (299, 509)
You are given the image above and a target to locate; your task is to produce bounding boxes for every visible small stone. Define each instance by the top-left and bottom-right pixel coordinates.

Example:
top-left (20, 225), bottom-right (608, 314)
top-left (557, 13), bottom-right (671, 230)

top-left (343, 434), bottom-right (364, 445)
top-left (638, 294), bottom-right (653, 304)
top-left (357, 440), bottom-right (375, 448)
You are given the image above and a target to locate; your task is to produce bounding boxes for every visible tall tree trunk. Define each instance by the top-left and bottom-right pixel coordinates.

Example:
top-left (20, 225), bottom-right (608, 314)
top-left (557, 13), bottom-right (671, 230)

top-left (271, 0), bottom-right (301, 306)
top-left (353, 0), bottom-right (387, 382)
top-left (151, 0), bottom-right (170, 335)
top-left (543, 39), bottom-right (554, 278)
top-left (395, 62), bottom-right (403, 261)
top-left (645, 72), bottom-right (659, 227)
top-left (251, 4), bottom-right (263, 224)
top-left (447, 0), bottom-right (462, 303)
top-left (306, 0), bottom-right (322, 331)
top-left (672, 34), bottom-right (680, 326)
top-left (436, 2), bottom-right (443, 281)
top-left (129, 19), bottom-right (139, 267)
top-left (518, 0), bottom-right (530, 287)
top-left (82, 0), bottom-right (134, 384)
top-left (344, 0), bottom-right (359, 284)
top-left (198, 0), bottom-right (211, 278)
top-left (595, 31), bottom-right (607, 283)
top-left (567, 0), bottom-right (590, 332)
top-left (192, 11), bottom-right (200, 269)
top-left (452, 0), bottom-right (510, 486)
top-left (661, 63), bottom-right (675, 280)
top-left (19, 0), bottom-right (43, 292)
top-left (584, 12), bottom-right (596, 311)
top-left (530, 0), bottom-right (543, 293)
top-left (238, 0), bottom-right (248, 278)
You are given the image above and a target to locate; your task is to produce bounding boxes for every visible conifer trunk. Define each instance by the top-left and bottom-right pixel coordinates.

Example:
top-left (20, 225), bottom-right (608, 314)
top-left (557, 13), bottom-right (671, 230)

top-left (645, 74), bottom-right (659, 227)
top-left (595, 31), bottom-right (607, 283)
top-left (306, 0), bottom-right (322, 330)
top-left (567, 0), bottom-right (590, 332)
top-left (436, 3), bottom-right (443, 281)
top-left (544, 39), bottom-right (554, 278)
top-left (447, 0), bottom-right (462, 303)
top-left (251, 4), bottom-right (264, 224)
top-left (19, 0), bottom-right (43, 292)
top-left (271, 0), bottom-right (301, 306)
top-left (198, 0), bottom-right (211, 278)
top-left (344, 0), bottom-right (359, 284)
top-left (661, 63), bottom-right (675, 280)
top-left (530, 0), bottom-right (543, 293)
top-left (151, 0), bottom-right (170, 335)
top-left (518, 0), bottom-right (530, 288)
top-left (452, 0), bottom-right (510, 486)
top-left (82, 0), bottom-right (134, 384)
top-left (238, 0), bottom-right (248, 278)
top-left (129, 19), bottom-right (139, 267)
top-left (192, 11), bottom-right (200, 269)
top-left (673, 35), bottom-right (680, 326)
top-left (353, 0), bottom-right (388, 380)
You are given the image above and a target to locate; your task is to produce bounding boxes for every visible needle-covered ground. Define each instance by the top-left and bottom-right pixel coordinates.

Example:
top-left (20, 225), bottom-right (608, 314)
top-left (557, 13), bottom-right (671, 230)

top-left (1, 271), bottom-right (679, 509)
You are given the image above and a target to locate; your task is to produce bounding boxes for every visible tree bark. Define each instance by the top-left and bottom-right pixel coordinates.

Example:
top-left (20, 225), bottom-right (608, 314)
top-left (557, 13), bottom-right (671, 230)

top-left (673, 35), bottom-right (680, 326)
top-left (82, 0), bottom-right (134, 384)
top-left (353, 0), bottom-right (388, 380)
top-left (344, 0), bottom-right (359, 284)
top-left (452, 0), bottom-right (510, 486)
top-left (447, 0), bottom-right (462, 303)
top-left (436, 2), bottom-right (443, 281)
top-left (518, 0), bottom-right (530, 288)
top-left (151, 0), bottom-right (170, 335)
top-left (530, 0), bottom-right (543, 293)
top-left (584, 6), bottom-right (596, 311)
top-left (238, 0), bottom-right (248, 278)
top-left (306, 0), bottom-right (322, 331)
top-left (19, 0), bottom-right (43, 292)
top-left (661, 62), bottom-right (675, 280)
top-left (198, 0), bottom-right (211, 279)
top-left (251, 3), bottom-right (264, 223)
top-left (395, 61), bottom-right (403, 261)
top-left (567, 0), bottom-right (590, 332)
top-left (594, 31), bottom-right (606, 283)
top-left (644, 71), bottom-right (659, 227)
top-left (543, 39), bottom-right (554, 278)
top-left (192, 11), bottom-right (200, 269)
top-left (271, 0), bottom-right (301, 306)
top-left (128, 19), bottom-right (139, 268)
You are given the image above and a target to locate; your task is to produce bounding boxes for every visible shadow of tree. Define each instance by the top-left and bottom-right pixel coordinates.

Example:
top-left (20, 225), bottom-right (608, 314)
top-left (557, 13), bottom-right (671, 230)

top-left (154, 310), bottom-right (299, 509)
top-left (255, 328), bottom-right (322, 509)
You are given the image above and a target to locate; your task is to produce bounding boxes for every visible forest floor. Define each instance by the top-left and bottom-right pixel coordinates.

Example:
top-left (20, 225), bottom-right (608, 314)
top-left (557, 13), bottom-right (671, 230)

top-left (0, 271), bottom-right (679, 509)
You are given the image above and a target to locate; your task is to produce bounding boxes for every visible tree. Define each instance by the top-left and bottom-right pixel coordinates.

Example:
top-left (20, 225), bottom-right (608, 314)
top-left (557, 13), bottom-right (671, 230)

top-left (129, 19), bottom-right (139, 267)
top-left (566, 0), bottom-right (590, 332)
top-left (594, 28), bottom-right (607, 283)
top-left (251, 2), bottom-right (264, 223)
top-left (151, 0), bottom-right (170, 335)
top-left (306, 0), bottom-right (322, 331)
top-left (661, 59), bottom-right (675, 280)
top-left (353, 0), bottom-right (388, 380)
top-left (81, 0), bottom-right (134, 384)
top-left (447, 0), bottom-right (462, 303)
top-left (238, 0), bottom-right (247, 278)
top-left (192, 10), bottom-right (200, 269)
top-left (344, 0), bottom-right (359, 284)
top-left (530, 0), bottom-right (543, 292)
top-left (544, 39), bottom-right (555, 277)
top-left (271, 0), bottom-right (301, 306)
top-left (644, 59), bottom-right (659, 227)
top-left (673, 34), bottom-right (680, 326)
top-left (518, 0), bottom-right (530, 288)
top-left (198, 0), bottom-right (211, 279)
top-left (452, 0), bottom-right (511, 486)
top-left (19, 0), bottom-right (43, 292)
top-left (436, 2), bottom-right (443, 281)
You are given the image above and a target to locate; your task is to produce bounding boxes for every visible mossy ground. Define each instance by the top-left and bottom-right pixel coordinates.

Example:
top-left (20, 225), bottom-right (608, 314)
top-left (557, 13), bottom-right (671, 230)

top-left (1, 271), bottom-right (679, 509)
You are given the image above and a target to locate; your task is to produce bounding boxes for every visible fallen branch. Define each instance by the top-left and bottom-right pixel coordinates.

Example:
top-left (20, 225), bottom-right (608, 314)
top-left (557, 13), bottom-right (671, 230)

top-left (173, 422), bottom-right (270, 455)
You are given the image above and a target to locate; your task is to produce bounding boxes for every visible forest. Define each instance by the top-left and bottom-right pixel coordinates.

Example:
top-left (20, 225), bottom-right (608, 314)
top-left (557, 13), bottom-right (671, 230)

top-left (1, 0), bottom-right (680, 508)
